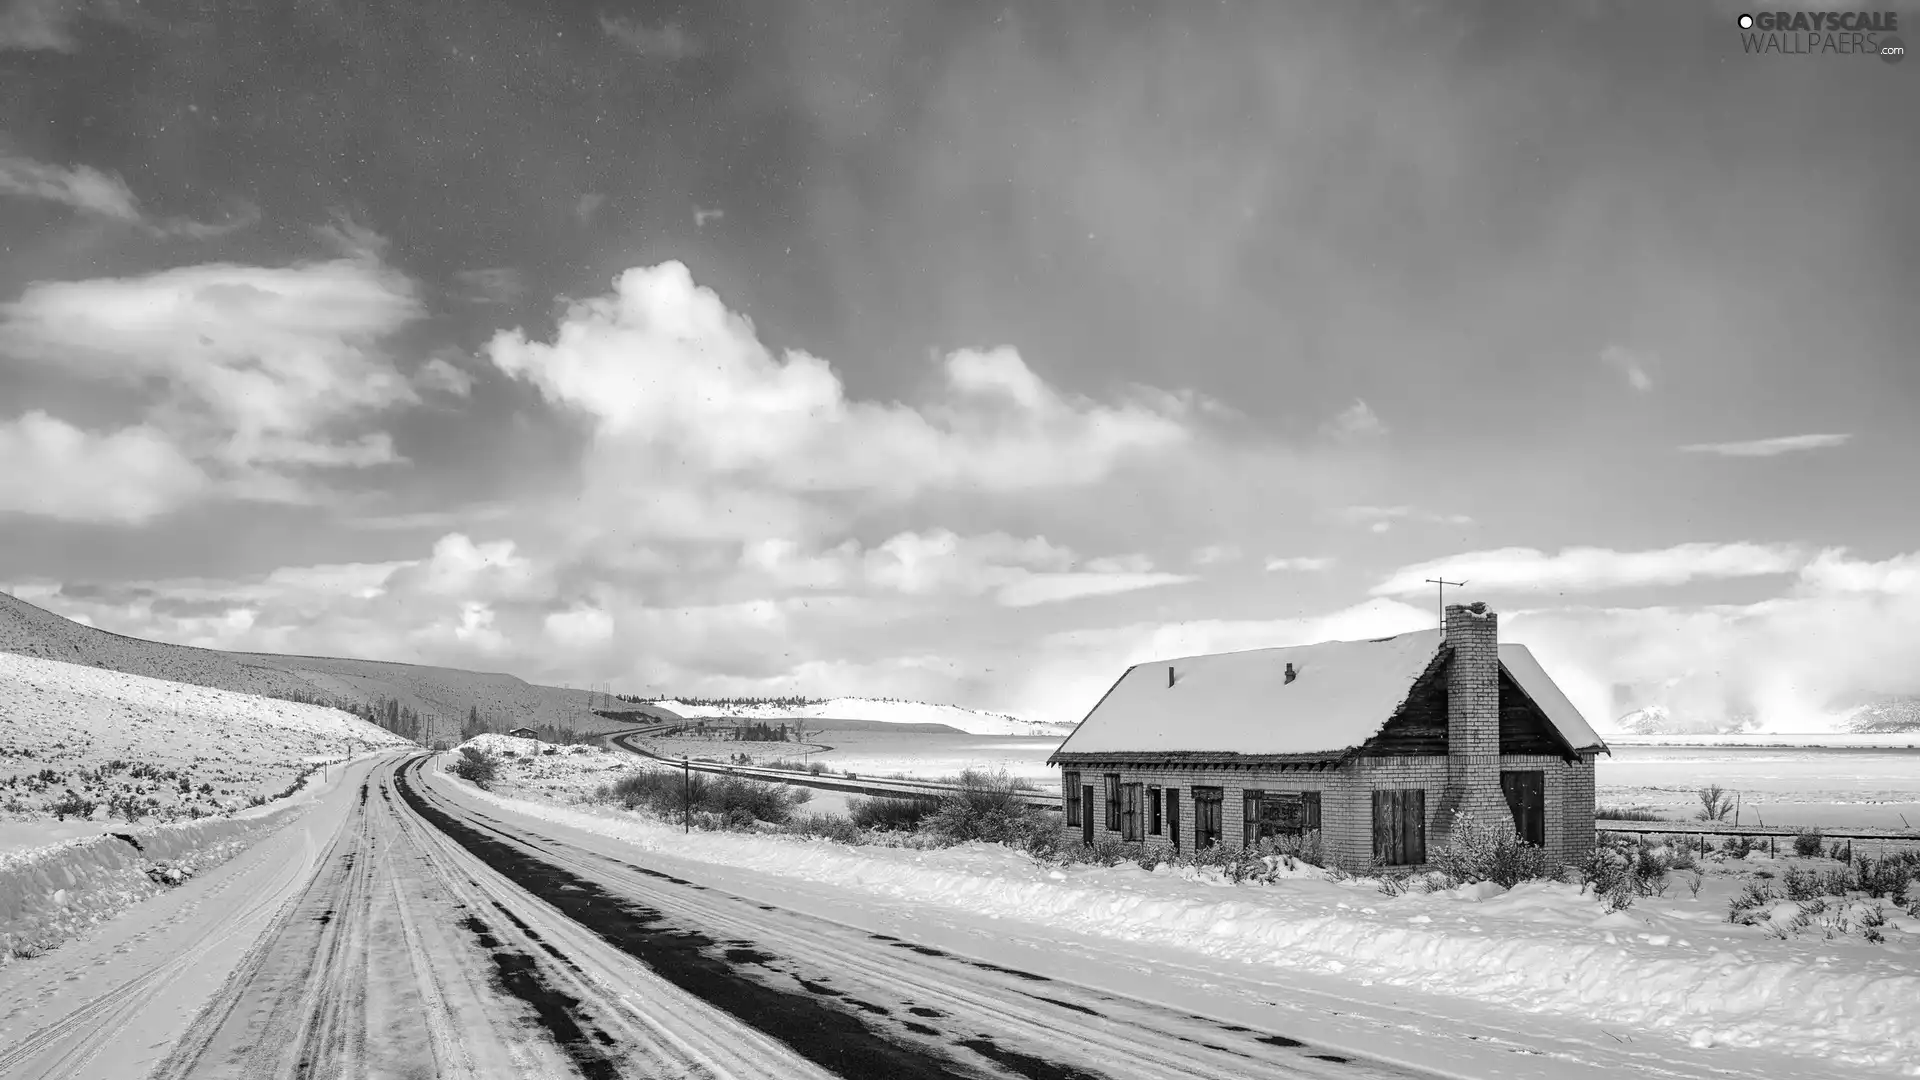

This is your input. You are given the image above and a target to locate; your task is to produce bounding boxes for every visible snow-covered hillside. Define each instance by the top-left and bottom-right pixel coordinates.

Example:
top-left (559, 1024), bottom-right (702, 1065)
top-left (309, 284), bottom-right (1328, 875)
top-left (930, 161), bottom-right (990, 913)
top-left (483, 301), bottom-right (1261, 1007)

top-left (654, 697), bottom-right (1075, 737)
top-left (0, 651), bottom-right (411, 830)
top-left (1608, 705), bottom-right (1760, 737)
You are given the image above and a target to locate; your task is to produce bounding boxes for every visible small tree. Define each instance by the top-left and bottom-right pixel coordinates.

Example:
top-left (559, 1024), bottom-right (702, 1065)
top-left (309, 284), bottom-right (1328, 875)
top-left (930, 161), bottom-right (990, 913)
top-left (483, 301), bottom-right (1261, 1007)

top-left (452, 746), bottom-right (500, 789)
top-left (1697, 785), bottom-right (1735, 823)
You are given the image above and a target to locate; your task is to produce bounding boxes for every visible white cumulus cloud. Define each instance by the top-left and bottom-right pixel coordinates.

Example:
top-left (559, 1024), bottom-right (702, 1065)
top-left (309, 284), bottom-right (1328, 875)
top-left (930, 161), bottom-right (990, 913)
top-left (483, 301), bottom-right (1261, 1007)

top-left (1372, 542), bottom-right (1804, 597)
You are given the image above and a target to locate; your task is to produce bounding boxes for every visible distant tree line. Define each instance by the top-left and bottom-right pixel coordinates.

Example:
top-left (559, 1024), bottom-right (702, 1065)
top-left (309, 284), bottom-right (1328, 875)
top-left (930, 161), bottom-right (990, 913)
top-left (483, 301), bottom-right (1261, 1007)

top-left (264, 689), bottom-right (431, 742)
top-left (616, 693), bottom-right (830, 708)
top-left (259, 691), bottom-right (595, 748)
top-left (459, 705), bottom-right (586, 746)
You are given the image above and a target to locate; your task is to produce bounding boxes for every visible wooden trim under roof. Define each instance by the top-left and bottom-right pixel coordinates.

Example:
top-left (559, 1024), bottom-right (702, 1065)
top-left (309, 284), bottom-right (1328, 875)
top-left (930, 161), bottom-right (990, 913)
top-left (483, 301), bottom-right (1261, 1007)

top-left (1047, 750), bottom-right (1349, 768)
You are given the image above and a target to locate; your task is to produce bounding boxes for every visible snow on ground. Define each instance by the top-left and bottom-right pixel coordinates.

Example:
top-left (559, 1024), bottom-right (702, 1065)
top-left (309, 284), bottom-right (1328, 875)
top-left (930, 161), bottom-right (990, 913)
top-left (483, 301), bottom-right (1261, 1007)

top-left (655, 697), bottom-right (1075, 736)
top-left (1599, 744), bottom-right (1920, 832)
top-left (0, 652), bottom-right (412, 834)
top-left (630, 728), bottom-right (1063, 785)
top-left (445, 756), bottom-right (1920, 1074)
top-left (0, 749), bottom-right (389, 966)
top-left (1612, 733), bottom-right (1920, 749)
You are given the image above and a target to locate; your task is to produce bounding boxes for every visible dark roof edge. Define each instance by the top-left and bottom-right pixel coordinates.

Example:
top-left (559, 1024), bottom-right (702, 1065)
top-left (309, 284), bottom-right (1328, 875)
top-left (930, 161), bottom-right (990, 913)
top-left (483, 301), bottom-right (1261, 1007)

top-left (1047, 750), bottom-right (1351, 766)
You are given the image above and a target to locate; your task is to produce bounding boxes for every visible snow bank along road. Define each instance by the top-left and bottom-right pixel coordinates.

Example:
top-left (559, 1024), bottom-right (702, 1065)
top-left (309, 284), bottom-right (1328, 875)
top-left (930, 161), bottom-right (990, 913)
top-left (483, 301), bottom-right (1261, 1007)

top-left (5, 752), bottom-right (1444, 1080)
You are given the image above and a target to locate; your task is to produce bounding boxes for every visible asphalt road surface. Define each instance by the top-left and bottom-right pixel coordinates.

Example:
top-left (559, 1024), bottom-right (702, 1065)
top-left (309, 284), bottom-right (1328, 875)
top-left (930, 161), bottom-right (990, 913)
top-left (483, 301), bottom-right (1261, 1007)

top-left (78, 754), bottom-right (1436, 1080)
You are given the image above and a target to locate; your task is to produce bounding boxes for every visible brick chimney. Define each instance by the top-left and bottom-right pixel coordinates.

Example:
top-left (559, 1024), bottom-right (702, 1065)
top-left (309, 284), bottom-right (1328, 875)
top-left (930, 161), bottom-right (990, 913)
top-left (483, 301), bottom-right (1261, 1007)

top-left (1440, 601), bottom-right (1505, 838)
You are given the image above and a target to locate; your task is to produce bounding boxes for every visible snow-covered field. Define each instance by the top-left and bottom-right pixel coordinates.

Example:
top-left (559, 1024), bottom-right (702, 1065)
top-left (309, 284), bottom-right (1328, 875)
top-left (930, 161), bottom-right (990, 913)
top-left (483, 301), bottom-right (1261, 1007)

top-left (444, 754), bottom-right (1920, 1074)
top-left (640, 728), bottom-right (1064, 784)
top-left (0, 652), bottom-right (413, 845)
top-left (1610, 733), bottom-right (1920, 749)
top-left (655, 697), bottom-right (1076, 737)
top-left (1600, 745), bottom-right (1920, 831)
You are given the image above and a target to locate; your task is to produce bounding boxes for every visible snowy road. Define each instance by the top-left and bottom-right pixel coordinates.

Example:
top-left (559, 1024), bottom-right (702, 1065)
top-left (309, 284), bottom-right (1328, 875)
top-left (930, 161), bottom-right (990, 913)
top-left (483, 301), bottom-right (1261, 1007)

top-left (5, 753), bottom-right (1865, 1080)
top-left (11, 753), bottom-right (1436, 1080)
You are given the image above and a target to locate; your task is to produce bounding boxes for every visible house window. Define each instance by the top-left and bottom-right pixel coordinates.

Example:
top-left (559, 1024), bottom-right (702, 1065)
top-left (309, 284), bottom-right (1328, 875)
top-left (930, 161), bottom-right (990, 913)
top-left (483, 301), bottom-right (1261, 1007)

top-left (1063, 771), bottom-right (1082, 827)
top-left (1148, 787), bottom-right (1163, 835)
top-left (1105, 773), bottom-right (1122, 831)
top-left (1243, 791), bottom-right (1325, 845)
top-left (1372, 788), bottom-right (1427, 866)
top-left (1120, 783), bottom-right (1144, 841)
top-left (1193, 787), bottom-right (1223, 849)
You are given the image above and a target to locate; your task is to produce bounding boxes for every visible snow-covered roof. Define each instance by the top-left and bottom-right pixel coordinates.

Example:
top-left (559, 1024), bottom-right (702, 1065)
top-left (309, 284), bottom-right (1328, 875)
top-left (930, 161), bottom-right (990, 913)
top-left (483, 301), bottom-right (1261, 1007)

top-left (1050, 628), bottom-right (1608, 760)
top-left (1052, 629), bottom-right (1445, 758)
top-left (1498, 644), bottom-right (1608, 753)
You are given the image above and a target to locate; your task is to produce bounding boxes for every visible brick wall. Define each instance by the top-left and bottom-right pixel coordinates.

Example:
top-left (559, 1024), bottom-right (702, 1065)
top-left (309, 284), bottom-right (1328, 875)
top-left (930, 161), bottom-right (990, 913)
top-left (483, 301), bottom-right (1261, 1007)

top-left (1055, 765), bottom-right (1338, 853)
top-left (1058, 750), bottom-right (1599, 870)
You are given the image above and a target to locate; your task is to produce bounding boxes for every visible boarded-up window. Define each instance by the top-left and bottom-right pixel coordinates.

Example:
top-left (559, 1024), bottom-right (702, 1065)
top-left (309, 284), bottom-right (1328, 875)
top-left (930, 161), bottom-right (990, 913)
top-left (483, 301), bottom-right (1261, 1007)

top-left (1501, 770), bottom-right (1545, 847)
top-left (1194, 787), bottom-right (1223, 849)
top-left (1105, 774), bottom-right (1122, 831)
top-left (1063, 771), bottom-right (1082, 827)
top-left (1148, 787), bottom-right (1162, 835)
top-left (1121, 783), bottom-right (1144, 841)
top-left (1243, 791), bottom-right (1323, 844)
top-left (1372, 789), bottom-right (1427, 865)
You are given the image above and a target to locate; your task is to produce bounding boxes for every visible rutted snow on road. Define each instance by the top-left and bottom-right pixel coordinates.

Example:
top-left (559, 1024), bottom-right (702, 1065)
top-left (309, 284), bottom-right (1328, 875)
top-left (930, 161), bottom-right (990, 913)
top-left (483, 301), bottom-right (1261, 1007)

top-left (0, 651), bottom-right (412, 829)
top-left (656, 697), bottom-right (1075, 737)
top-left (452, 775), bottom-right (1920, 1074)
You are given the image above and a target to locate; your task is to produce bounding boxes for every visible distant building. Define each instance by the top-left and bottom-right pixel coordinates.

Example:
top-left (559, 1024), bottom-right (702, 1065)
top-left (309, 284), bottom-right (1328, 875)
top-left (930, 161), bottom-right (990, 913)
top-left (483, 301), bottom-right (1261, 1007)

top-left (1047, 603), bottom-right (1608, 869)
top-left (506, 726), bottom-right (542, 740)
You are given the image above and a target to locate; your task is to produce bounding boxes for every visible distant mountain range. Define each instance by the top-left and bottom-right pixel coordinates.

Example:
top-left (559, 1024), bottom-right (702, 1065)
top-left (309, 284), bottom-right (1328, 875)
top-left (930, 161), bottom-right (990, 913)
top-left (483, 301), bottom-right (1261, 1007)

top-left (1843, 697), bottom-right (1920, 733)
top-left (1607, 698), bottom-right (1920, 735)
top-left (0, 592), bottom-right (649, 743)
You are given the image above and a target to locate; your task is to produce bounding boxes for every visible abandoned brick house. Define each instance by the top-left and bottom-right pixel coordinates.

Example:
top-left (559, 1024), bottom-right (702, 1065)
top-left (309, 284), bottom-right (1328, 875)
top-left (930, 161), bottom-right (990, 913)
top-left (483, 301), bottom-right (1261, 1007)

top-left (1047, 603), bottom-right (1608, 869)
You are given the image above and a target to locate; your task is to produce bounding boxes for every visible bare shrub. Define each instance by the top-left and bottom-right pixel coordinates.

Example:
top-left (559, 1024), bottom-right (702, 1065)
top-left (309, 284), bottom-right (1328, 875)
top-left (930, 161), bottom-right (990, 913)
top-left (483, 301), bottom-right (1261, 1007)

top-left (848, 796), bottom-right (936, 832)
top-left (451, 746), bottom-right (501, 789)
top-left (923, 768), bottom-right (1053, 848)
top-left (1432, 811), bottom-right (1557, 888)
top-left (1697, 785), bottom-right (1734, 823)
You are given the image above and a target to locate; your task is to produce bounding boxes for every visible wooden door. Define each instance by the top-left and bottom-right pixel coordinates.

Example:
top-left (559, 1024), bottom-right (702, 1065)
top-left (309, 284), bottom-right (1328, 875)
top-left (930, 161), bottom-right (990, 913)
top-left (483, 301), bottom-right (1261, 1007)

top-left (1081, 786), bottom-right (1095, 846)
top-left (1501, 770), bottom-right (1545, 847)
top-left (1194, 788), bottom-right (1223, 849)
top-left (1372, 788), bottom-right (1427, 865)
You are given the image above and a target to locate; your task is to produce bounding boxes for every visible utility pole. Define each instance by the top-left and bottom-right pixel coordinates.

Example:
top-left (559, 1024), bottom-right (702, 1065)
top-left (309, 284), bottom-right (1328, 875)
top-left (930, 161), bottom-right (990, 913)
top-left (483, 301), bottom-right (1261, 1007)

top-left (1425, 577), bottom-right (1466, 637)
top-left (682, 754), bottom-right (691, 834)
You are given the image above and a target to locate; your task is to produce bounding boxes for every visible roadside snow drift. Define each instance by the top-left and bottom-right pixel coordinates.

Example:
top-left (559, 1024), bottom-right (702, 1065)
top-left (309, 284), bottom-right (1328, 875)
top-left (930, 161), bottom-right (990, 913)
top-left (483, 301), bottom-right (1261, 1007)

top-left (0, 806), bottom-right (300, 964)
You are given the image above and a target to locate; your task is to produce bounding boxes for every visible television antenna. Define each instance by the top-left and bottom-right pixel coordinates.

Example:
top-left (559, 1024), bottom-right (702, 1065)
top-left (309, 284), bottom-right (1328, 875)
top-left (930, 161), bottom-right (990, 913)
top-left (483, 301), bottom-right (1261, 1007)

top-left (1424, 577), bottom-right (1466, 637)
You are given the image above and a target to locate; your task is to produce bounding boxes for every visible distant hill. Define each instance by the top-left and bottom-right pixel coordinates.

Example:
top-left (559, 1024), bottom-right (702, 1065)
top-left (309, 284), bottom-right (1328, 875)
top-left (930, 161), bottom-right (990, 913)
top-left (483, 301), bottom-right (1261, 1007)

top-left (651, 696), bottom-right (1075, 737)
top-left (1844, 697), bottom-right (1920, 734)
top-left (1604, 696), bottom-right (1920, 736)
top-left (0, 593), bottom-right (634, 745)
top-left (1609, 705), bottom-right (1761, 736)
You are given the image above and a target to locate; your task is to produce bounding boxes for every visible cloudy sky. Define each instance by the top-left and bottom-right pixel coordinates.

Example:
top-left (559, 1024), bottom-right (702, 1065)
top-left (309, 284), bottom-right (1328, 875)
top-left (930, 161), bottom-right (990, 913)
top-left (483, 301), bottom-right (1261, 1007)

top-left (1, 0), bottom-right (1915, 728)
